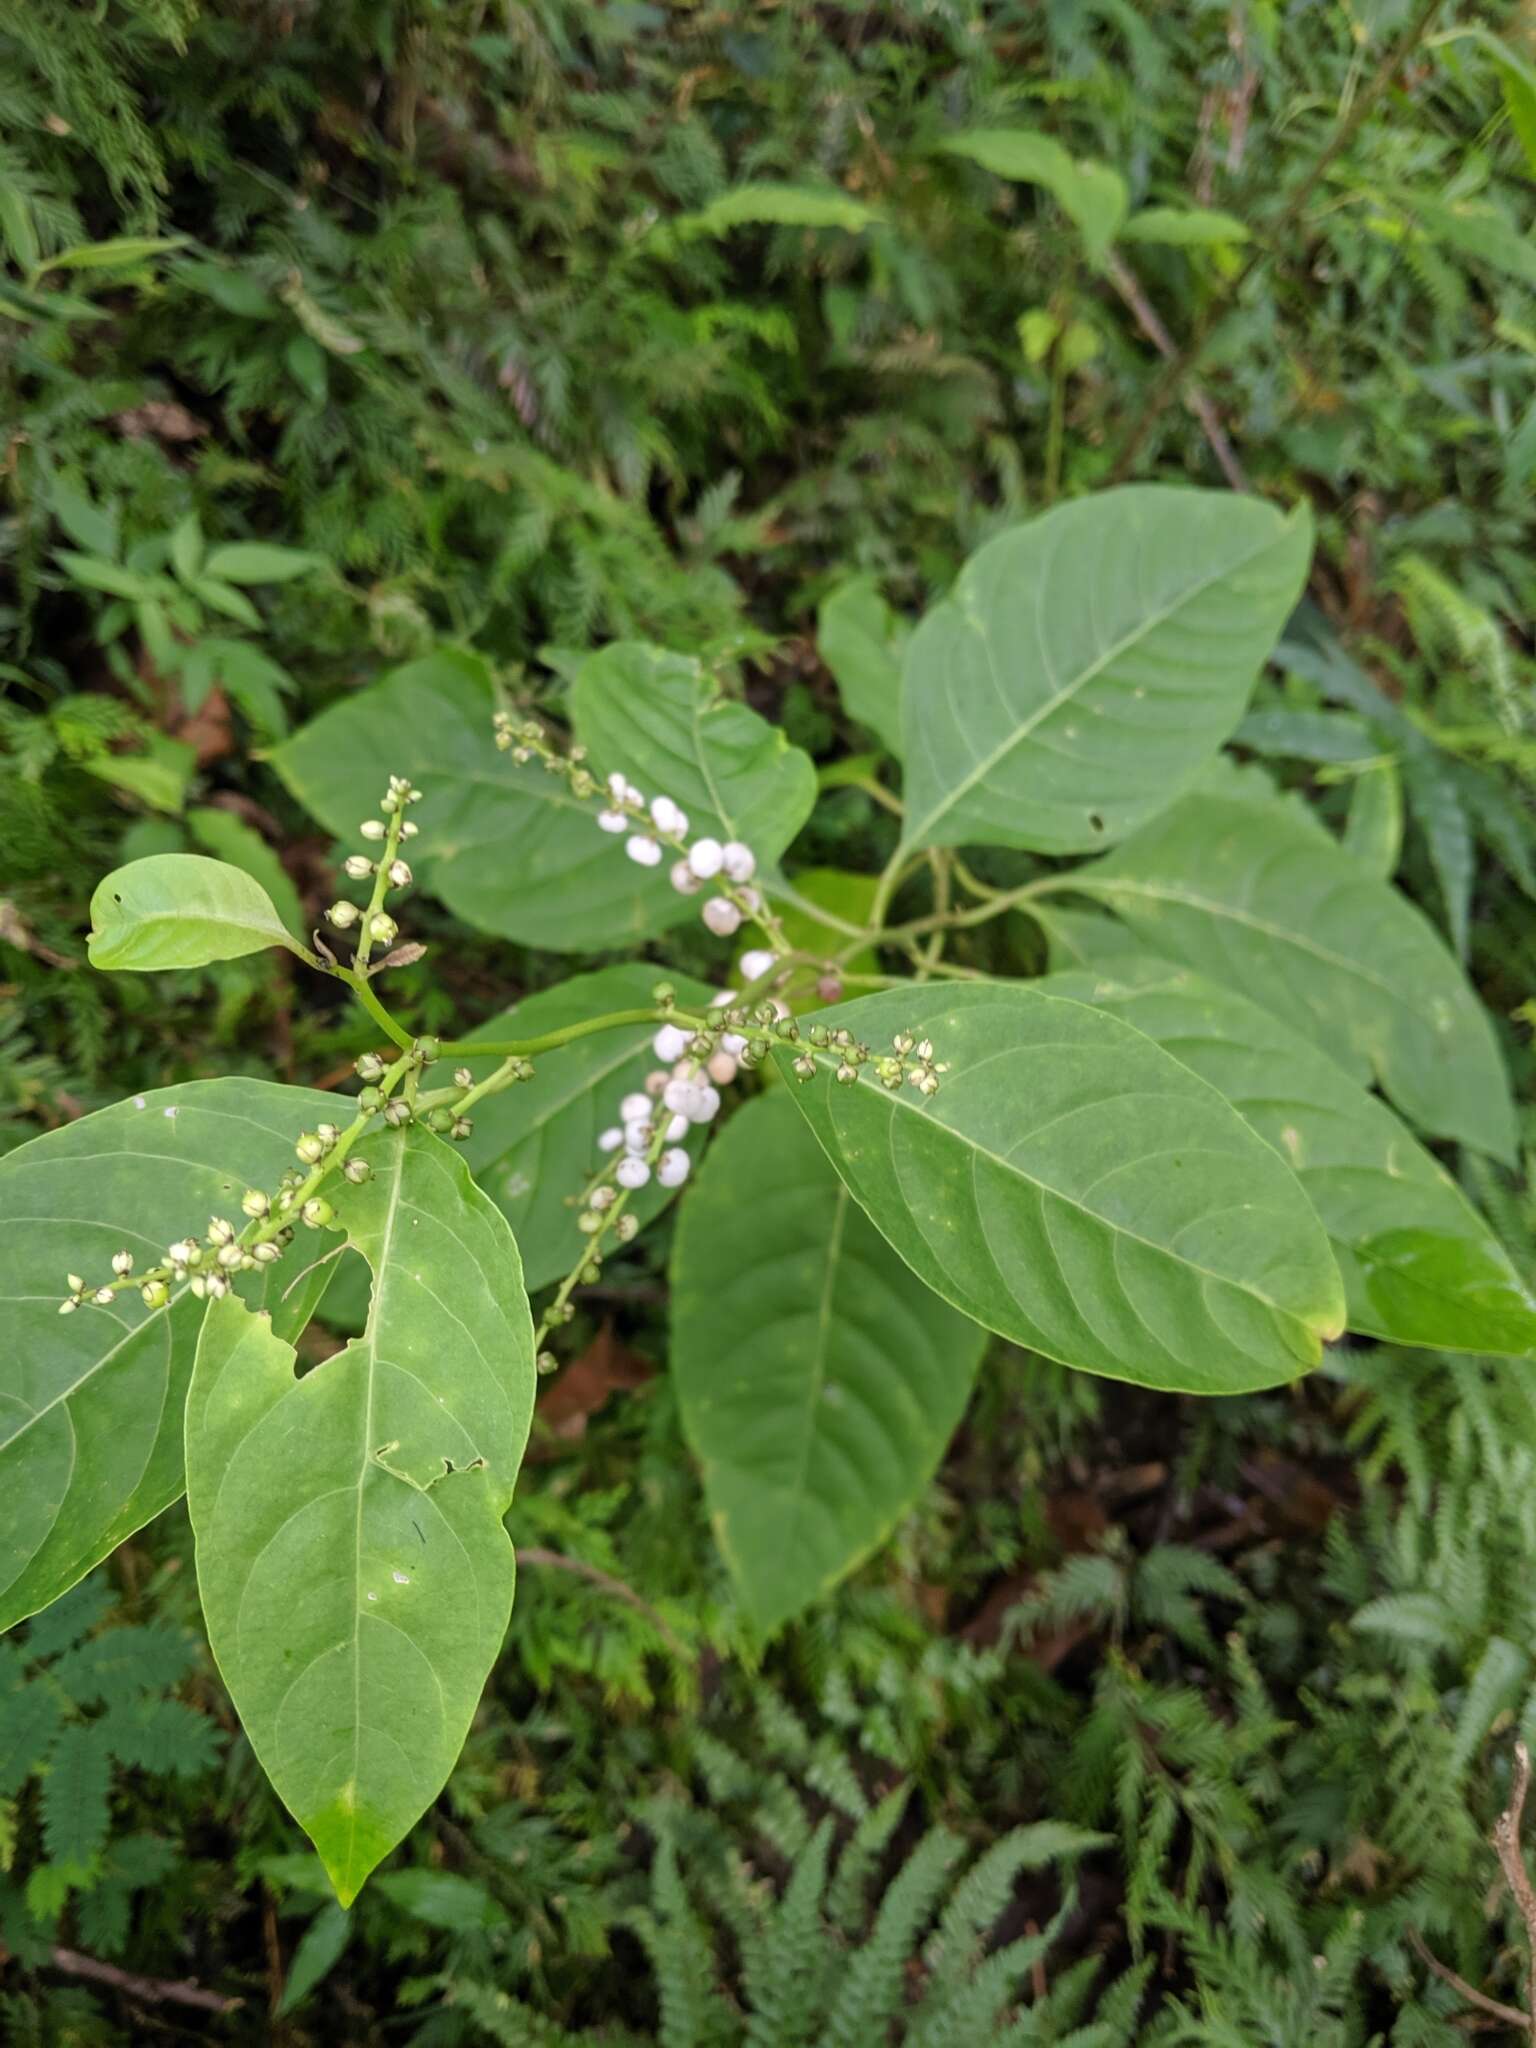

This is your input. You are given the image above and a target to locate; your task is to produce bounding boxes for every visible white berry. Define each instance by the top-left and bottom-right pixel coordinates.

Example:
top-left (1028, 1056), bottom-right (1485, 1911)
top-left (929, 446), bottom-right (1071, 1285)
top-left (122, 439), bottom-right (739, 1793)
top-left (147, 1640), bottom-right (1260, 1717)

top-left (620, 1092), bottom-right (652, 1122)
top-left (657, 1148), bottom-right (690, 1188)
top-left (721, 842), bottom-right (755, 882)
top-left (597, 809), bottom-right (627, 834)
top-left (653, 1023), bottom-right (691, 1063)
top-left (702, 896), bottom-right (742, 937)
top-left (615, 1156), bottom-right (651, 1190)
top-left (687, 837), bottom-right (724, 879)
top-left (626, 835), bottom-right (662, 867)
top-left (739, 948), bottom-right (777, 982)
top-left (598, 1126), bottom-right (624, 1152)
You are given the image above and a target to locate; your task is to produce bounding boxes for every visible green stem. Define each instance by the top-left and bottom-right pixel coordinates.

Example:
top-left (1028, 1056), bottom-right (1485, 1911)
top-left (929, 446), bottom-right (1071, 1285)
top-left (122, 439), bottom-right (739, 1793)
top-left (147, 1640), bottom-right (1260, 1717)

top-left (439, 1008), bottom-right (664, 1061)
top-left (353, 806), bottom-right (405, 975)
top-left (339, 967), bottom-right (414, 1051)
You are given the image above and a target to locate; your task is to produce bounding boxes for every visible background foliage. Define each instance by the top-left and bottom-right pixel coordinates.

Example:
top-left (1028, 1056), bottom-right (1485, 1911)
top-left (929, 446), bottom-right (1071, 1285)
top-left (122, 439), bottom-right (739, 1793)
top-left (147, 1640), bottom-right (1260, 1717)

top-left (4, 0), bottom-right (1536, 2037)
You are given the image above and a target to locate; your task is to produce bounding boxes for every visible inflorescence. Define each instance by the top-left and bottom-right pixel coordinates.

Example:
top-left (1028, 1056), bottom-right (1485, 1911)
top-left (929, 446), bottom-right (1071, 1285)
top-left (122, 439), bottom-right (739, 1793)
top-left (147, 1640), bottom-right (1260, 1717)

top-left (493, 712), bottom-right (775, 947)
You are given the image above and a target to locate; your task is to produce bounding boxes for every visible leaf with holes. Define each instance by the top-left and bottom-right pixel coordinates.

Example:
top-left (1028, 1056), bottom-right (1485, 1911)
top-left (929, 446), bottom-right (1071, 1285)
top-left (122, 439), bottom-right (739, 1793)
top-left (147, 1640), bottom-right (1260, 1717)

top-left (0, 1080), bottom-right (338, 1636)
top-left (457, 964), bottom-right (712, 1290)
top-left (672, 1092), bottom-right (986, 1634)
top-left (1043, 958), bottom-right (1536, 1356)
top-left (1069, 790), bottom-right (1517, 1160)
top-left (776, 984), bottom-right (1344, 1394)
top-left (899, 487), bottom-right (1311, 858)
top-left (185, 1122), bottom-right (534, 1905)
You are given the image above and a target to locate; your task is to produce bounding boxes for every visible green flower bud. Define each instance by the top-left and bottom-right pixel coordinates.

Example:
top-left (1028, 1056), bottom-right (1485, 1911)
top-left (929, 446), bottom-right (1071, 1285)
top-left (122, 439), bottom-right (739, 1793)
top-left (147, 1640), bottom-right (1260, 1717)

top-left (356, 1051), bottom-right (386, 1082)
top-left (140, 1279), bottom-right (170, 1308)
top-left (301, 1197), bottom-right (334, 1228)
top-left (426, 1107), bottom-right (454, 1134)
top-left (357, 1085), bottom-right (384, 1114)
top-left (241, 1188), bottom-right (270, 1218)
top-left (295, 1132), bottom-right (325, 1165)
top-left (343, 1157), bottom-right (372, 1183)
top-left (414, 1035), bottom-right (440, 1064)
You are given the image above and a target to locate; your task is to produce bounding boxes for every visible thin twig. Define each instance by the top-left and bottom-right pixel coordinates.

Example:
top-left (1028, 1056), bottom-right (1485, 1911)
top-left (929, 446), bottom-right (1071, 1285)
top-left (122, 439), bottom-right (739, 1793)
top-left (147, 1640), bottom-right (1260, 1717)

top-left (50, 1946), bottom-right (242, 2015)
top-left (1104, 252), bottom-right (1250, 493)
top-left (1408, 1930), bottom-right (1530, 2031)
top-left (1494, 1740), bottom-right (1536, 2037)
top-left (514, 1546), bottom-right (687, 1658)
top-left (1110, 0), bottom-right (1444, 482)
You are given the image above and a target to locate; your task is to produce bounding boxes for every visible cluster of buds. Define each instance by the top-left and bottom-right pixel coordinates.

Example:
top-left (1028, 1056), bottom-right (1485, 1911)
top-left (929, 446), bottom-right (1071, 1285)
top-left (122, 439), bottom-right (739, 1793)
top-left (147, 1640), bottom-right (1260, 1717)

top-left (328, 775), bottom-right (422, 956)
top-left (493, 712), bottom-right (766, 945)
top-left (789, 1024), bottom-right (947, 1096)
top-left (57, 1102), bottom-right (387, 1318)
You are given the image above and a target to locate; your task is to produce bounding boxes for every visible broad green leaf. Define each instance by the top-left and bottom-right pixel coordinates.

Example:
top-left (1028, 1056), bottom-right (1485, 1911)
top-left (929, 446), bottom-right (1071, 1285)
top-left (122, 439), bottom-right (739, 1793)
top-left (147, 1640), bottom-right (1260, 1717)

top-left (186, 1124), bottom-right (535, 1905)
top-left (1042, 958), bottom-right (1536, 1356)
top-left (1069, 791), bottom-right (1517, 1161)
top-left (0, 1079), bottom-right (337, 1634)
top-left (571, 643), bottom-right (816, 868)
top-left (48, 481), bottom-right (120, 561)
top-left (818, 576), bottom-right (907, 756)
top-left (676, 183), bottom-right (882, 237)
top-left (185, 808), bottom-right (305, 942)
top-left (776, 984), bottom-right (1345, 1394)
top-left (1037, 904), bottom-right (1145, 970)
top-left (1122, 205), bottom-right (1250, 246)
top-left (88, 854), bottom-right (307, 970)
top-left (458, 964), bottom-right (713, 1290)
top-left (202, 542), bottom-right (325, 585)
top-left (673, 1092), bottom-right (986, 1633)
top-left (940, 130), bottom-right (1127, 265)
top-left (899, 488), bottom-right (1312, 857)
top-left (271, 649), bottom-right (687, 952)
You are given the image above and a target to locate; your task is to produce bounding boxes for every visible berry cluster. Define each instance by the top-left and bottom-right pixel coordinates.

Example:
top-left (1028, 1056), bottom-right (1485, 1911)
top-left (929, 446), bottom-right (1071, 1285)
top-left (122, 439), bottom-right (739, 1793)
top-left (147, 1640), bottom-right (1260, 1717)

top-left (493, 714), bottom-right (770, 946)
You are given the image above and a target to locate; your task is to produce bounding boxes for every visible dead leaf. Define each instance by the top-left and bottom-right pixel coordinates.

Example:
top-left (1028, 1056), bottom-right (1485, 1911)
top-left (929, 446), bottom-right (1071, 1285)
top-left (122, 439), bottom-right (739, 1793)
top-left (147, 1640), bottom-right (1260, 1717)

top-left (534, 1321), bottom-right (652, 1443)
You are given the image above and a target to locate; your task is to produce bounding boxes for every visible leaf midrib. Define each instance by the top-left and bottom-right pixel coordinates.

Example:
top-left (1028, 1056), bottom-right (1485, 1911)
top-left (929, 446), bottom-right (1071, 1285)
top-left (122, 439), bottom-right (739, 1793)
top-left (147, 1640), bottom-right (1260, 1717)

top-left (824, 1042), bottom-right (1329, 1332)
top-left (902, 523), bottom-right (1285, 851)
top-left (777, 1184), bottom-right (850, 1559)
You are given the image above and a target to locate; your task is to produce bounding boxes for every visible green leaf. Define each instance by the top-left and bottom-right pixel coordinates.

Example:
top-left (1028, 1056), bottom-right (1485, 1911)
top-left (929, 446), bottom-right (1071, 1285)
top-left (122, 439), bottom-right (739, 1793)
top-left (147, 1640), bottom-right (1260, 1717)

top-left (571, 643), bottom-right (816, 869)
top-left (88, 854), bottom-right (308, 970)
top-left (940, 130), bottom-right (1128, 264)
top-left (185, 1123), bottom-right (535, 1905)
top-left (48, 481), bottom-right (120, 561)
top-left (1342, 760), bottom-right (1403, 877)
top-left (676, 183), bottom-right (882, 237)
top-left (168, 513), bottom-right (203, 585)
top-left (1070, 790), bottom-right (1517, 1160)
top-left (271, 649), bottom-right (691, 952)
top-left (202, 542), bottom-right (325, 585)
top-left (0, 1078), bottom-right (338, 1633)
top-left (376, 1868), bottom-right (508, 1931)
top-left (1042, 958), bottom-right (1536, 1356)
top-left (458, 964), bottom-right (712, 1291)
top-left (775, 984), bottom-right (1344, 1394)
top-left (673, 1092), bottom-right (986, 1634)
top-left (899, 488), bottom-right (1312, 857)
top-left (0, 1684), bottom-right (64, 1796)
top-left (1122, 205), bottom-right (1250, 246)
top-left (277, 1902), bottom-right (351, 2015)
top-left (40, 1726), bottom-right (110, 1867)
top-left (185, 809), bottom-right (305, 943)
top-left (817, 576), bottom-right (907, 756)
top-left (189, 576), bottom-right (261, 628)
top-left (37, 236), bottom-right (187, 275)
top-left (80, 733), bottom-right (196, 815)
top-left (774, 868), bottom-right (880, 1009)
top-left (55, 552), bottom-right (157, 601)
